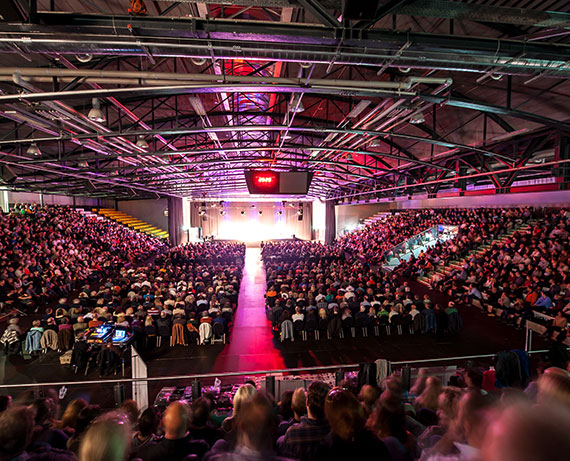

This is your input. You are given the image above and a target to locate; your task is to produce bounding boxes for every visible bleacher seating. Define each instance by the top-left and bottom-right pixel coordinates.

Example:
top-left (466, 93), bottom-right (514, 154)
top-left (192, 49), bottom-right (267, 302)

top-left (95, 208), bottom-right (169, 239)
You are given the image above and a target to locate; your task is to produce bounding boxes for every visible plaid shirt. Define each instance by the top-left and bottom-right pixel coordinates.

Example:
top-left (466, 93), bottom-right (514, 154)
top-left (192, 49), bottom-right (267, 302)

top-left (277, 417), bottom-right (330, 461)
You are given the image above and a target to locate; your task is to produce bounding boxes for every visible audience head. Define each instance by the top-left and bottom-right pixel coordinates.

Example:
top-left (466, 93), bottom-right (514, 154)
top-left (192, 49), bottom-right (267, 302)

top-left (31, 397), bottom-right (56, 425)
top-left (137, 407), bottom-right (160, 438)
top-left (119, 399), bottom-right (139, 425)
top-left (233, 384), bottom-right (256, 415)
top-left (191, 397), bottom-right (212, 427)
top-left (78, 411), bottom-right (132, 461)
top-left (306, 381), bottom-right (331, 420)
top-left (162, 401), bottom-right (189, 439)
top-left (0, 406), bottom-right (36, 460)
top-left (436, 387), bottom-right (464, 427)
top-left (483, 402), bottom-right (570, 461)
top-left (291, 387), bottom-right (307, 418)
top-left (457, 391), bottom-right (494, 448)
top-left (325, 387), bottom-right (366, 441)
top-left (537, 367), bottom-right (570, 407)
top-left (358, 384), bottom-right (380, 412)
top-left (236, 391), bottom-right (277, 452)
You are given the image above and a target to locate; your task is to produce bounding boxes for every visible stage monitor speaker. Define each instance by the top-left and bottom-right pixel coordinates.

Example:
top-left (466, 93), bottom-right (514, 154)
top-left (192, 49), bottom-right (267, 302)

top-left (265, 376), bottom-right (276, 398)
top-left (342, 0), bottom-right (380, 20)
top-left (113, 384), bottom-right (125, 406)
top-left (192, 380), bottom-right (202, 399)
top-left (357, 362), bottom-right (377, 388)
top-left (1, 166), bottom-right (18, 184)
top-left (401, 365), bottom-right (411, 391)
top-left (335, 371), bottom-right (345, 386)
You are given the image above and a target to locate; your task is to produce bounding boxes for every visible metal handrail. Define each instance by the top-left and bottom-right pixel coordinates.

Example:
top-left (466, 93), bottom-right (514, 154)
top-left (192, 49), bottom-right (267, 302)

top-left (0, 349), bottom-right (557, 390)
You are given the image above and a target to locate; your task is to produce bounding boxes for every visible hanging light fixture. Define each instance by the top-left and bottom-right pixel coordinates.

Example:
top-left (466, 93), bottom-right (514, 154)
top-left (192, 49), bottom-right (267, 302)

top-left (136, 135), bottom-right (149, 149)
top-left (409, 111), bottom-right (425, 125)
top-left (87, 98), bottom-right (105, 123)
top-left (26, 143), bottom-right (41, 157)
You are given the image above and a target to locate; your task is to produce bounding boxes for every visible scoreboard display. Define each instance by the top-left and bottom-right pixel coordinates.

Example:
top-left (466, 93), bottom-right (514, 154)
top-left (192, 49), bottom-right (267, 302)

top-left (245, 170), bottom-right (313, 195)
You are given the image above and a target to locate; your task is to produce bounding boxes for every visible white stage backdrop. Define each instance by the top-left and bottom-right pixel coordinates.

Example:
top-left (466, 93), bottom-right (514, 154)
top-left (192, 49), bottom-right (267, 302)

top-left (189, 201), bottom-right (313, 241)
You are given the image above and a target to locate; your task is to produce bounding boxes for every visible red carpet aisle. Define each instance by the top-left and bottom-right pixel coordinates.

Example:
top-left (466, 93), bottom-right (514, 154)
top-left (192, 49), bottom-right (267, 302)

top-left (211, 247), bottom-right (286, 373)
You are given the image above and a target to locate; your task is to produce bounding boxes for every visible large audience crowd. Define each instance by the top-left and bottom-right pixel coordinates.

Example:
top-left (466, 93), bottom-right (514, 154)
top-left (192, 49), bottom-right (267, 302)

top-left (0, 206), bottom-right (245, 360)
top-left (395, 208), bottom-right (570, 336)
top-left (0, 357), bottom-right (568, 461)
top-left (0, 206), bottom-right (166, 314)
top-left (1, 202), bottom-right (569, 461)
top-left (263, 244), bottom-right (462, 339)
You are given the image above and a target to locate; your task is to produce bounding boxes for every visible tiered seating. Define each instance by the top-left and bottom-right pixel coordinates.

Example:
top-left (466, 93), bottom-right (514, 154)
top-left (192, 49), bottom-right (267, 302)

top-left (416, 219), bottom-right (536, 288)
top-left (95, 208), bottom-right (169, 239)
top-left (362, 211), bottom-right (392, 226)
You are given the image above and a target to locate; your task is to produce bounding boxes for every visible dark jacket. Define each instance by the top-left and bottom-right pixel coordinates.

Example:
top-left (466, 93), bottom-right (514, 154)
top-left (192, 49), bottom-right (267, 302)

top-left (139, 433), bottom-right (209, 461)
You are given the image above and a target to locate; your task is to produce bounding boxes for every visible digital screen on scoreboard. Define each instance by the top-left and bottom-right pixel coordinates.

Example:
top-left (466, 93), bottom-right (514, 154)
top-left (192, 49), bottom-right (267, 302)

top-left (245, 170), bottom-right (280, 194)
top-left (245, 170), bottom-right (312, 195)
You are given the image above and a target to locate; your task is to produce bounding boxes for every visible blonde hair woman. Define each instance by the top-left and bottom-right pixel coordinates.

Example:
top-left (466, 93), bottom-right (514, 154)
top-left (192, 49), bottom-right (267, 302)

top-left (221, 383), bottom-right (256, 442)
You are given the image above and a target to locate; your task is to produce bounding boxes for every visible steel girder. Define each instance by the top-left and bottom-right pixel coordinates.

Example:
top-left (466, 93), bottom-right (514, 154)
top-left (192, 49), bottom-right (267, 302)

top-left (0, 12), bottom-right (569, 77)
top-left (0, 83), bottom-right (566, 131)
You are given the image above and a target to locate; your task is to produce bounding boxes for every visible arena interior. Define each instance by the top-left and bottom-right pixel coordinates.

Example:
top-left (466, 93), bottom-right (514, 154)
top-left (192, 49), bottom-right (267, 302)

top-left (0, 1), bottom-right (569, 461)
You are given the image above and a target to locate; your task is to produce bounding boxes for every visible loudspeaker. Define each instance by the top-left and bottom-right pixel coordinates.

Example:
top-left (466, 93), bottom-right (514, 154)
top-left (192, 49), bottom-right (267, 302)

top-left (192, 380), bottom-right (202, 399)
top-left (297, 214), bottom-right (303, 221)
top-left (335, 371), bottom-right (345, 386)
top-left (342, 0), bottom-right (380, 20)
top-left (113, 384), bottom-right (125, 406)
top-left (357, 362), bottom-right (377, 388)
top-left (1, 166), bottom-right (18, 184)
top-left (265, 376), bottom-right (276, 398)
top-left (401, 365), bottom-right (411, 391)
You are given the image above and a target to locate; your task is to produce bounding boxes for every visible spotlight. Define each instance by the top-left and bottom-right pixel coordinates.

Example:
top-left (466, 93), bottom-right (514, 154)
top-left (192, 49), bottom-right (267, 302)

top-left (78, 160), bottom-right (89, 168)
top-left (258, 210), bottom-right (262, 215)
top-left (136, 135), bottom-right (149, 149)
top-left (220, 210), bottom-right (226, 216)
top-left (409, 111), bottom-right (425, 125)
top-left (241, 210), bottom-right (245, 216)
top-left (251, 204), bottom-right (256, 208)
top-left (198, 210), bottom-right (206, 216)
top-left (297, 210), bottom-right (303, 216)
top-left (277, 210), bottom-right (283, 215)
top-left (87, 98), bottom-right (105, 123)
top-left (346, 153), bottom-right (353, 162)
top-left (26, 143), bottom-right (41, 157)
top-left (76, 53), bottom-right (93, 63)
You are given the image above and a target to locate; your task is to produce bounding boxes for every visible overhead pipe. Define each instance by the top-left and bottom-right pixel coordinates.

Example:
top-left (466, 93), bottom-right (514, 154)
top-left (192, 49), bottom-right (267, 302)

top-left (0, 124), bottom-right (511, 162)
top-left (0, 67), bottom-right (452, 90)
top-left (11, 74), bottom-right (196, 180)
top-left (335, 158), bottom-right (570, 201)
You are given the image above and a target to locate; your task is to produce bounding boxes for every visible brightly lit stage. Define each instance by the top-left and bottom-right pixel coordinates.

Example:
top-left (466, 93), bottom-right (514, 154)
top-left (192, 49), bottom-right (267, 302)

top-left (186, 200), bottom-right (316, 242)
